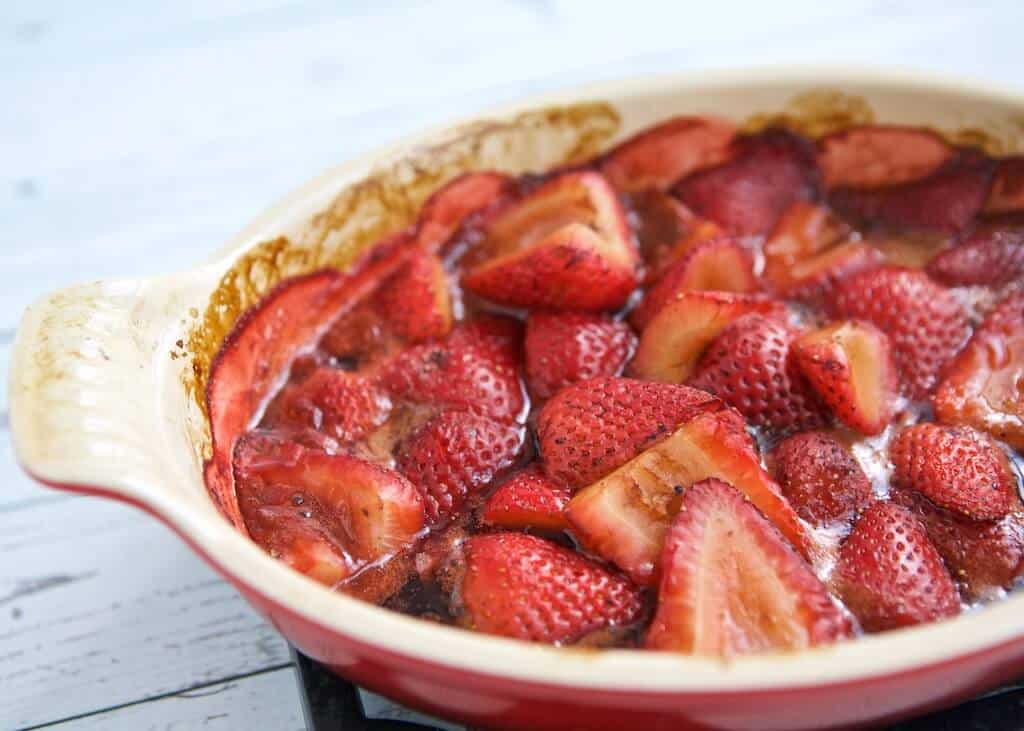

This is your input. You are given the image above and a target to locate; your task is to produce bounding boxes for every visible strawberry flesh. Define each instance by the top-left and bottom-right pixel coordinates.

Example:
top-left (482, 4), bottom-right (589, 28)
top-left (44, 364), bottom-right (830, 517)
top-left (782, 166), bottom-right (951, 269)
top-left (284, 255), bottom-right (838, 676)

top-left (816, 125), bottom-right (953, 189)
top-left (415, 171), bottom-right (515, 254)
top-left (984, 157), bottom-right (1024, 215)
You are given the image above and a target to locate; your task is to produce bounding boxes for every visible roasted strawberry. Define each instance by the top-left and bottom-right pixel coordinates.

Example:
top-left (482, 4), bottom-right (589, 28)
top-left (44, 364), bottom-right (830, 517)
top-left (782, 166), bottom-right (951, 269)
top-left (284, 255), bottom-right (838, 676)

top-left (524, 311), bottom-right (636, 399)
top-left (480, 465), bottom-right (571, 532)
top-left (770, 431), bottom-right (872, 529)
top-left (984, 157), bottom-right (1024, 215)
top-left (926, 225), bottom-right (1024, 287)
top-left (792, 321), bottom-right (898, 435)
top-left (672, 129), bottom-right (820, 236)
top-left (599, 116), bottom-right (737, 192)
top-left (832, 502), bottom-right (960, 632)
top-left (629, 292), bottom-right (787, 383)
top-left (372, 252), bottom-right (452, 342)
top-left (816, 125), bottom-right (953, 189)
top-left (627, 190), bottom-right (715, 283)
top-left (934, 292), bottom-right (1024, 450)
top-left (566, 409), bottom-right (809, 585)
top-left (537, 376), bottom-right (720, 490)
top-left (381, 316), bottom-right (526, 421)
top-left (461, 171), bottom-right (639, 311)
top-left (688, 313), bottom-right (829, 433)
top-left (645, 478), bottom-right (850, 655)
top-left (828, 266), bottom-right (970, 399)
top-left (234, 432), bottom-right (425, 587)
top-left (415, 171), bottom-right (515, 254)
top-left (397, 410), bottom-right (526, 526)
top-left (628, 238), bottom-right (759, 330)
top-left (889, 423), bottom-right (1016, 521)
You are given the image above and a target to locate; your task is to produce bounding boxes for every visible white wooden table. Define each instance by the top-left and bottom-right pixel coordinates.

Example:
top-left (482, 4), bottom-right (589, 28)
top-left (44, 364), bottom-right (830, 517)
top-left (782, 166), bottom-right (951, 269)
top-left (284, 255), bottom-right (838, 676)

top-left (3, 2), bottom-right (1022, 728)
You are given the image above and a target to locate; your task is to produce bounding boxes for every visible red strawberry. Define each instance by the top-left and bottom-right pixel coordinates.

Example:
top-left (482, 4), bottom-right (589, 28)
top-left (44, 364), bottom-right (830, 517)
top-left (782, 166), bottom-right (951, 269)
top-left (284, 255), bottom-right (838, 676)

top-left (480, 465), bottom-right (571, 532)
top-left (599, 116), bottom-right (737, 192)
top-left (524, 312), bottom-right (636, 399)
top-left (452, 532), bottom-right (644, 645)
top-left (627, 190), bottom-right (702, 283)
top-left (832, 502), bottom-right (960, 632)
top-left (372, 252), bottom-right (452, 342)
top-left (983, 156), bottom-right (1024, 215)
top-left (926, 225), bottom-right (1024, 287)
top-left (263, 368), bottom-right (392, 443)
top-left (645, 478), bottom-right (850, 655)
top-left (889, 423), bottom-right (1016, 521)
top-left (461, 171), bottom-right (639, 311)
top-left (234, 431), bottom-right (425, 588)
top-left (672, 129), bottom-right (820, 236)
top-left (792, 320), bottom-right (898, 435)
top-left (536, 376), bottom-right (720, 490)
top-left (828, 266), bottom-right (970, 399)
top-left (319, 300), bottom-right (400, 368)
top-left (381, 316), bottom-right (526, 421)
top-left (415, 171), bottom-right (515, 254)
top-left (566, 409), bottom-right (810, 585)
top-left (629, 291), bottom-right (787, 384)
top-left (816, 125), bottom-right (953, 189)
top-left (397, 410), bottom-right (526, 526)
top-left (934, 292), bottom-right (1024, 450)
top-left (770, 431), bottom-right (872, 528)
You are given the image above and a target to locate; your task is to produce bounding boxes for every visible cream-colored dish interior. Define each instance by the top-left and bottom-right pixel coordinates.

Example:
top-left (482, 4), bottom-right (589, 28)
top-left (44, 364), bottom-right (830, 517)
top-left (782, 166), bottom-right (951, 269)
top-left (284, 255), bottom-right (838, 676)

top-left (10, 67), bottom-right (1024, 693)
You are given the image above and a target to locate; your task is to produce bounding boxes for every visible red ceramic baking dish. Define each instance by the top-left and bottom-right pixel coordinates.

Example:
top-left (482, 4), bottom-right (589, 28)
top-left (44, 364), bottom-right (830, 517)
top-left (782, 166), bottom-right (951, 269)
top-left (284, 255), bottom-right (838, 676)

top-left (10, 68), bottom-right (1024, 730)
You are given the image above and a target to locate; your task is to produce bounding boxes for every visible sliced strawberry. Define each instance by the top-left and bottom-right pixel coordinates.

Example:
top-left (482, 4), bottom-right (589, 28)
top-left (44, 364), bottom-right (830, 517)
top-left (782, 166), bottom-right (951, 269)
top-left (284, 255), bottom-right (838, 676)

top-left (629, 291), bottom-right (787, 383)
top-left (934, 292), bottom-right (1024, 450)
top-left (566, 409), bottom-right (810, 585)
top-left (770, 431), bottom-right (872, 529)
top-left (372, 252), bottom-right (452, 343)
top-left (984, 157), bottom-right (1024, 215)
top-left (536, 376), bottom-right (720, 490)
top-left (599, 116), bottom-right (737, 192)
top-left (926, 224), bottom-right (1024, 287)
top-left (524, 311), bottom-right (636, 399)
top-left (415, 171), bottom-right (515, 254)
top-left (397, 410), bottom-right (526, 526)
top-left (645, 478), bottom-right (850, 655)
top-left (234, 431), bottom-right (425, 588)
top-left (889, 423), bottom-right (1015, 522)
top-left (829, 151), bottom-right (994, 233)
top-left (480, 465), bottom-right (571, 532)
top-left (452, 532), bottom-right (644, 644)
top-left (832, 502), bottom-right (960, 632)
top-left (319, 300), bottom-right (400, 368)
top-left (816, 125), bottom-right (953, 189)
top-left (828, 266), bottom-right (970, 399)
top-left (672, 129), bottom-right (820, 236)
top-left (629, 238), bottom-right (759, 331)
top-left (381, 316), bottom-right (526, 421)
top-left (627, 190), bottom-right (701, 282)
top-left (792, 321), bottom-right (898, 435)
top-left (688, 313), bottom-right (829, 434)
top-left (461, 171), bottom-right (639, 311)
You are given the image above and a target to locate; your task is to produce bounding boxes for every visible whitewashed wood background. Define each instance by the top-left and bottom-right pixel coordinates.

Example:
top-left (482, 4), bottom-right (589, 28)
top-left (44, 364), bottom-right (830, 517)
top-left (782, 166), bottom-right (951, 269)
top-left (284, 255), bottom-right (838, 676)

top-left (3, 2), bottom-right (1023, 729)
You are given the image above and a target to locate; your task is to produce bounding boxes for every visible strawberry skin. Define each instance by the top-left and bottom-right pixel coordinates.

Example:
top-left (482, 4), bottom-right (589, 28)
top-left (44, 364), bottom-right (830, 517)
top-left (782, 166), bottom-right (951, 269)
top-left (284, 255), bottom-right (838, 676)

top-left (536, 376), bottom-right (720, 490)
top-left (889, 423), bottom-right (1016, 521)
top-left (832, 502), bottom-right (960, 632)
top-left (770, 431), bottom-right (872, 529)
top-left (816, 125), bottom-right (952, 189)
top-left (524, 312), bottom-right (636, 399)
top-left (454, 532), bottom-right (644, 644)
top-left (828, 266), bottom-right (970, 399)
top-left (926, 225), bottom-right (1024, 287)
top-left (372, 252), bottom-right (452, 343)
top-left (645, 478), bottom-right (850, 655)
top-left (480, 465), bottom-right (571, 531)
top-left (415, 171), bottom-right (515, 254)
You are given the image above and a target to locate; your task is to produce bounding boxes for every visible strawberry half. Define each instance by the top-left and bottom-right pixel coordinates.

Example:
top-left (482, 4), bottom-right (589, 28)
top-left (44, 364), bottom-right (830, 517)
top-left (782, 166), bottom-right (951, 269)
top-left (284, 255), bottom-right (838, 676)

top-left (536, 376), bottom-right (720, 490)
top-left (934, 292), bottom-right (1024, 450)
top-left (599, 116), bottom-right (737, 192)
top-left (627, 190), bottom-right (719, 283)
top-left (372, 252), bottom-right (452, 343)
top-left (984, 157), bottom-right (1024, 215)
top-left (452, 532), bottom-right (644, 644)
top-left (926, 225), bottom-right (1024, 287)
top-left (461, 171), bottom-right (639, 311)
top-left (832, 502), bottom-right (960, 632)
top-left (415, 171), bottom-right (515, 254)
top-left (672, 129), bottom-right (820, 236)
top-left (397, 410), bottom-right (526, 526)
top-left (889, 423), bottom-right (1016, 522)
top-left (480, 465), bottom-right (572, 532)
top-left (816, 125), bottom-right (953, 189)
top-left (792, 320), bottom-right (898, 435)
top-left (629, 291), bottom-right (787, 383)
top-left (645, 478), bottom-right (850, 655)
top-left (688, 313), bottom-right (830, 434)
top-left (828, 266), bottom-right (970, 399)
top-left (566, 409), bottom-right (809, 585)
top-left (524, 311), bottom-right (636, 399)
top-left (770, 431), bottom-right (872, 529)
